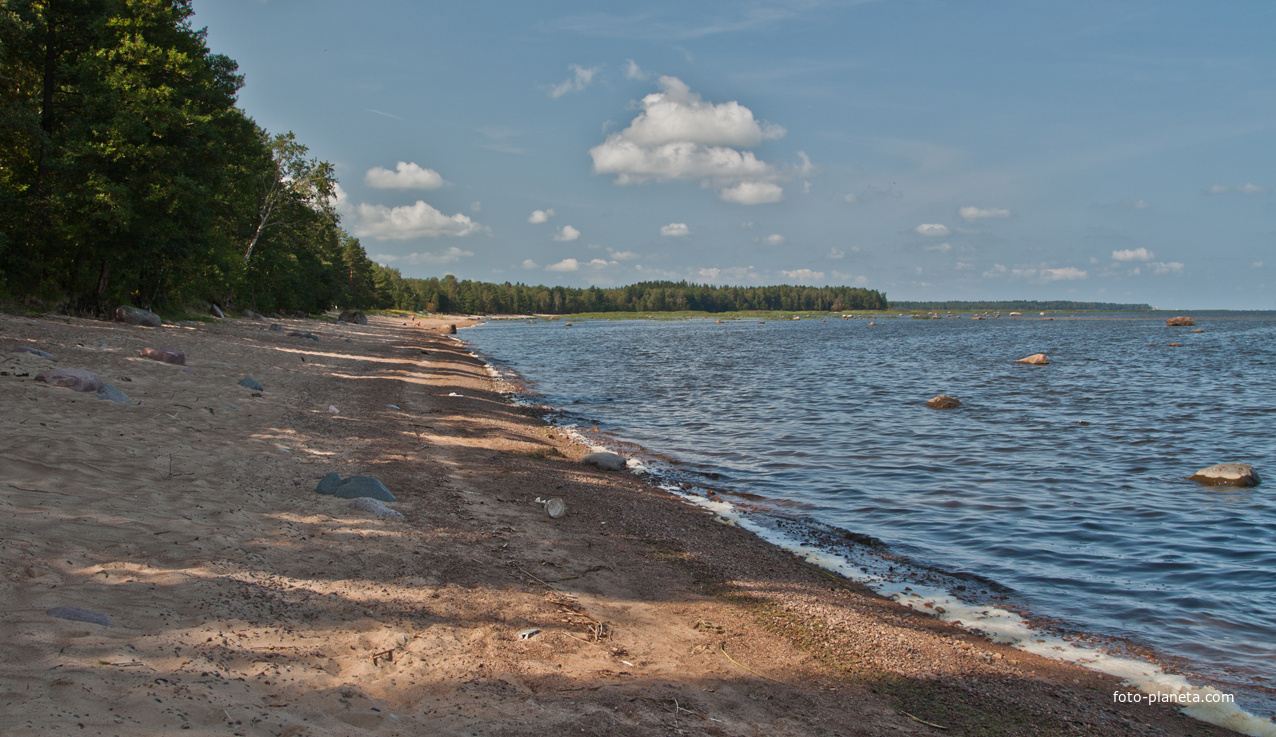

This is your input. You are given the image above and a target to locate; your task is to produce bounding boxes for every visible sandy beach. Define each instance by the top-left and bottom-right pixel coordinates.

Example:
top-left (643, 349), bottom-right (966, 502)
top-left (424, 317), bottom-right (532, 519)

top-left (0, 312), bottom-right (1238, 736)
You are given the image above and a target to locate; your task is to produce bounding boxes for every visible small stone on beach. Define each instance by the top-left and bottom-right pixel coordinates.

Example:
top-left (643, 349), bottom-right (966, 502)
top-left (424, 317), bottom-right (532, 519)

top-left (96, 384), bottom-right (132, 404)
top-left (35, 368), bottom-right (104, 392)
top-left (13, 346), bottom-right (55, 359)
top-left (316, 473), bottom-right (397, 501)
top-left (139, 347), bottom-right (186, 365)
top-left (237, 377), bottom-right (264, 391)
top-left (582, 452), bottom-right (626, 471)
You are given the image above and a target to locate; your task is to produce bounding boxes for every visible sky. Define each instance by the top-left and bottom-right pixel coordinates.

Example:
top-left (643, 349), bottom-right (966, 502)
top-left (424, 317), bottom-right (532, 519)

top-left (191, 1), bottom-right (1276, 309)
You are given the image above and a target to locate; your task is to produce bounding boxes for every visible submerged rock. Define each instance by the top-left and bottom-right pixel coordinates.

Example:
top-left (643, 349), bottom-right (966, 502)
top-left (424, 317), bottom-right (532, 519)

top-left (35, 368), bottom-right (103, 392)
top-left (115, 305), bottom-right (161, 327)
top-left (139, 347), bottom-right (186, 365)
top-left (926, 394), bottom-right (962, 409)
top-left (582, 452), bottom-right (626, 471)
top-left (1166, 316), bottom-right (1195, 327)
top-left (1188, 463), bottom-right (1261, 487)
top-left (348, 497), bottom-right (403, 519)
top-left (1014, 353), bottom-right (1050, 365)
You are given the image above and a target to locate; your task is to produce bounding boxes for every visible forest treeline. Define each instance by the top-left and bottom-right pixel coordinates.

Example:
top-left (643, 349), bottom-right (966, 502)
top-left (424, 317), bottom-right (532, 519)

top-left (380, 278), bottom-right (888, 315)
top-left (0, 2), bottom-right (886, 317)
top-left (890, 300), bottom-right (1152, 311)
top-left (0, 0), bottom-right (393, 314)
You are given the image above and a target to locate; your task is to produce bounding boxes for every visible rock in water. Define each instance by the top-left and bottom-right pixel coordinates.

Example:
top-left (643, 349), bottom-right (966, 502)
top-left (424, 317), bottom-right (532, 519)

top-left (315, 472), bottom-right (344, 495)
top-left (926, 394), bottom-right (962, 409)
top-left (237, 376), bottom-right (264, 391)
top-left (35, 368), bottom-right (104, 392)
top-left (47, 606), bottom-right (113, 627)
top-left (1014, 353), bottom-right (1049, 365)
top-left (115, 305), bottom-right (161, 327)
top-left (13, 346), bottom-right (55, 359)
top-left (139, 347), bottom-right (186, 365)
top-left (1188, 463), bottom-right (1261, 487)
top-left (1166, 316), bottom-right (1195, 327)
top-left (348, 497), bottom-right (404, 519)
top-left (339, 309), bottom-right (367, 325)
top-left (96, 384), bottom-right (132, 404)
top-left (582, 452), bottom-right (626, 471)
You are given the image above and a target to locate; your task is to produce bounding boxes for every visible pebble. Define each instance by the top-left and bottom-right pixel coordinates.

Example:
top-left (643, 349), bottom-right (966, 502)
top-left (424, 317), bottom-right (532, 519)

top-left (237, 377), bottom-right (264, 391)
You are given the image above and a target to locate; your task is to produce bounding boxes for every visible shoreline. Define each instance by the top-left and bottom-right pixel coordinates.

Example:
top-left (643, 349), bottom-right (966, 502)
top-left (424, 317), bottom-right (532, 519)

top-left (0, 311), bottom-right (1262, 736)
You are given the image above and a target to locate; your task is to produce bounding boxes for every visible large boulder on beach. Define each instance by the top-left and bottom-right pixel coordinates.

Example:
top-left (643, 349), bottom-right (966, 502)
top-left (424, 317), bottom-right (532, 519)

top-left (339, 309), bottom-right (367, 325)
top-left (115, 305), bottom-right (161, 327)
top-left (582, 452), bottom-right (626, 471)
top-left (1014, 353), bottom-right (1049, 365)
top-left (1188, 463), bottom-right (1261, 487)
top-left (1166, 316), bottom-right (1195, 327)
top-left (926, 394), bottom-right (962, 409)
top-left (139, 347), bottom-right (186, 365)
top-left (35, 368), bottom-right (103, 392)
top-left (315, 473), bottom-right (396, 501)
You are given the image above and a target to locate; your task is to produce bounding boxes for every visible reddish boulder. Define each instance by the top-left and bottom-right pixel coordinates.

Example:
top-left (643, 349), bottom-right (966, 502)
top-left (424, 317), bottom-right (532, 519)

top-left (926, 394), bottom-right (962, 409)
top-left (139, 347), bottom-right (186, 365)
top-left (35, 368), bottom-right (104, 392)
top-left (1166, 316), bottom-right (1195, 327)
top-left (1014, 353), bottom-right (1049, 365)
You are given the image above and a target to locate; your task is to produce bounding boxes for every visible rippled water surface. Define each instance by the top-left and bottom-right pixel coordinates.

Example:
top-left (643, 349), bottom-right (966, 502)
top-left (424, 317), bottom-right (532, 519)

top-left (463, 314), bottom-right (1276, 706)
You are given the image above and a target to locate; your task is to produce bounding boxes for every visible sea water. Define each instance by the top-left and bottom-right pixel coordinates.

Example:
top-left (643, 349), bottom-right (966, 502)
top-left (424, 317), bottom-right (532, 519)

top-left (461, 313), bottom-right (1276, 721)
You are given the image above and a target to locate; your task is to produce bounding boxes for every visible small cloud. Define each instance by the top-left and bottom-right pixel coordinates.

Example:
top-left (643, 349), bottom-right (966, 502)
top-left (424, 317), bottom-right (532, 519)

top-left (352, 201), bottom-right (486, 240)
top-left (586, 258), bottom-right (615, 269)
top-left (720, 181), bottom-right (784, 205)
top-left (528, 208), bottom-right (555, 224)
top-left (781, 268), bottom-right (824, 283)
top-left (1151, 261), bottom-right (1184, 275)
top-left (802, 181), bottom-right (812, 194)
top-left (546, 258), bottom-right (579, 272)
top-left (1038, 267), bottom-right (1088, 282)
top-left (660, 222), bottom-right (690, 237)
top-left (608, 249), bottom-right (640, 261)
top-left (698, 267), bottom-right (720, 280)
top-left (624, 59), bottom-right (647, 80)
top-left (924, 242), bottom-right (952, 253)
top-left (959, 206), bottom-right (1010, 221)
top-left (740, 221), bottom-right (756, 228)
top-left (553, 225), bottom-right (581, 242)
top-left (915, 223), bottom-right (950, 237)
top-left (1112, 247), bottom-right (1154, 262)
top-left (842, 193), bottom-right (857, 204)
top-left (521, 259), bottom-right (539, 269)
top-left (1207, 183), bottom-right (1269, 195)
top-left (374, 246), bottom-right (474, 265)
top-left (983, 263), bottom-right (1008, 278)
top-left (1253, 261), bottom-right (1264, 268)
top-left (549, 64), bottom-right (600, 99)
top-left (364, 162), bottom-right (447, 190)
top-left (763, 234), bottom-right (785, 245)
top-left (1130, 199), bottom-right (1150, 209)
top-left (470, 201), bottom-right (482, 212)
top-left (828, 248), bottom-right (845, 259)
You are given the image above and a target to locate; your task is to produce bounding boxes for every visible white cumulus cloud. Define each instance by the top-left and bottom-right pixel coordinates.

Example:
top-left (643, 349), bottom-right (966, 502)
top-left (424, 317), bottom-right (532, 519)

top-left (553, 225), bottom-right (581, 242)
top-left (915, 223), bottom-right (950, 237)
top-left (608, 249), bottom-right (640, 261)
top-left (781, 268), bottom-right (824, 283)
top-left (1112, 248), bottom-right (1154, 262)
top-left (1152, 261), bottom-right (1184, 275)
top-left (624, 59), bottom-right (647, 80)
top-left (549, 64), bottom-right (599, 99)
top-left (763, 234), bottom-right (785, 245)
top-left (352, 201), bottom-right (486, 240)
top-left (364, 162), bottom-right (447, 190)
top-left (590, 76), bottom-right (785, 205)
top-left (374, 246), bottom-right (473, 265)
top-left (720, 181), bottom-right (783, 205)
top-left (660, 222), bottom-right (690, 237)
top-left (1207, 183), bottom-right (1268, 195)
top-left (546, 258), bottom-right (579, 272)
top-left (828, 248), bottom-right (845, 259)
top-left (924, 242), bottom-right (952, 253)
top-left (528, 208), bottom-right (555, 224)
top-left (959, 206), bottom-right (1010, 221)
top-left (522, 259), bottom-right (539, 269)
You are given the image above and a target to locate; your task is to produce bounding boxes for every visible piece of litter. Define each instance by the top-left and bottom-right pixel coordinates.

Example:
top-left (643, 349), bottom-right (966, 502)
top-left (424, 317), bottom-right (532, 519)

top-left (518, 628), bottom-right (541, 640)
top-left (328, 405), bottom-right (339, 414)
top-left (545, 498), bottom-right (567, 519)
top-left (621, 660), bottom-right (634, 667)
top-left (386, 404), bottom-right (400, 409)
top-left (447, 392), bottom-right (463, 397)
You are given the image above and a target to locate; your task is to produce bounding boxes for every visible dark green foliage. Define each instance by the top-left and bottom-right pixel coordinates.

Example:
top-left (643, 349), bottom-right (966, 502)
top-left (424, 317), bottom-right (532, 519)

top-left (372, 278), bottom-right (888, 315)
top-left (0, 0), bottom-right (379, 315)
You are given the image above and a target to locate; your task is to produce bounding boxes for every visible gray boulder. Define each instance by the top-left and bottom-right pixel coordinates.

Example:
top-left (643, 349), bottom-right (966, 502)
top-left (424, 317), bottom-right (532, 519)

top-left (237, 376), bottom-right (264, 391)
top-left (339, 309), bottom-right (367, 325)
top-left (13, 346), bottom-right (55, 359)
top-left (268, 323), bottom-right (283, 332)
top-left (115, 305), bottom-right (161, 327)
top-left (1188, 463), bottom-right (1261, 487)
top-left (582, 452), bottom-right (626, 471)
top-left (96, 384), bottom-right (132, 404)
top-left (334, 476), bottom-right (396, 501)
top-left (348, 497), bottom-right (403, 519)
top-left (315, 472), bottom-right (344, 495)
top-left (35, 368), bottom-right (104, 392)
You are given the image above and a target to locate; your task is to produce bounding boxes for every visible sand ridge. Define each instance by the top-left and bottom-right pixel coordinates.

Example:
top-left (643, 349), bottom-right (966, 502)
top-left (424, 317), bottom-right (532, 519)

top-left (0, 312), bottom-right (1237, 736)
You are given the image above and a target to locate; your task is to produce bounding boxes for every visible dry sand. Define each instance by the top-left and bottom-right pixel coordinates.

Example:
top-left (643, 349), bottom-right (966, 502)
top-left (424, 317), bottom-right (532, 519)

top-left (0, 312), bottom-right (1237, 736)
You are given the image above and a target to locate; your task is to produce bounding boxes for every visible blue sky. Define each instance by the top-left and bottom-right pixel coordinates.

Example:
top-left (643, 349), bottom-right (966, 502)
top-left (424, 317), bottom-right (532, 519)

top-left (192, 1), bottom-right (1275, 309)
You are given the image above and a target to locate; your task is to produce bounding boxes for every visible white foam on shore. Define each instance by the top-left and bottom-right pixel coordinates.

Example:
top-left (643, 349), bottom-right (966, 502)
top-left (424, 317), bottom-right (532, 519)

top-left (458, 332), bottom-right (1276, 736)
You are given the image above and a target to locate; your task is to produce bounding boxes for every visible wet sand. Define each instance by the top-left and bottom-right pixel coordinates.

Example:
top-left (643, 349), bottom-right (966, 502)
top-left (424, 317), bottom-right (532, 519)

top-left (0, 311), bottom-right (1238, 736)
